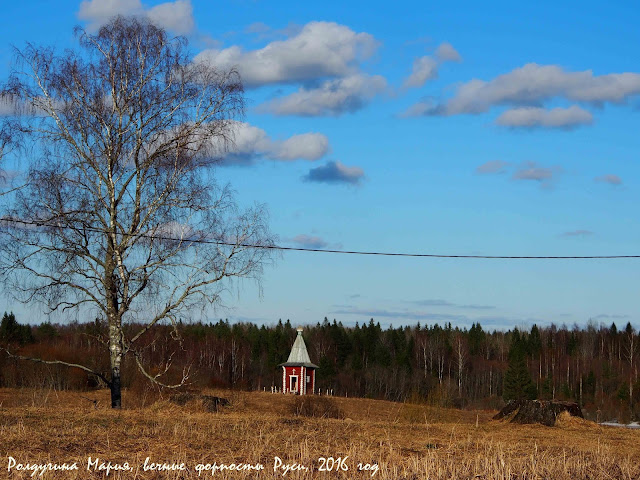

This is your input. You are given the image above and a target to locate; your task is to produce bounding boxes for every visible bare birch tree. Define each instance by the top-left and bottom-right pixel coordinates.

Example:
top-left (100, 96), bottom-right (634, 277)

top-left (0, 124), bottom-right (16, 196)
top-left (624, 323), bottom-right (636, 409)
top-left (454, 333), bottom-right (467, 397)
top-left (0, 17), bottom-right (274, 408)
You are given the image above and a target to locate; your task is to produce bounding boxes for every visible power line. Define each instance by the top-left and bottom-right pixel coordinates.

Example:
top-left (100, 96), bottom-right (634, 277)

top-left (2, 216), bottom-right (639, 260)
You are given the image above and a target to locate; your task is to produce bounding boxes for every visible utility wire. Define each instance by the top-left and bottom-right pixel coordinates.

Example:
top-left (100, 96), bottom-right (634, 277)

top-left (2, 216), bottom-right (638, 260)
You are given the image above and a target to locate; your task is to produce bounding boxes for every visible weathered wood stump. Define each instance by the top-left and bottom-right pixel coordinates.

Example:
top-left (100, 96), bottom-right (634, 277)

top-left (493, 399), bottom-right (583, 426)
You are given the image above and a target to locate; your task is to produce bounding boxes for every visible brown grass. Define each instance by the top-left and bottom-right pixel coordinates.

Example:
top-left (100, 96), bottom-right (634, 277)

top-left (290, 396), bottom-right (344, 419)
top-left (1, 388), bottom-right (639, 479)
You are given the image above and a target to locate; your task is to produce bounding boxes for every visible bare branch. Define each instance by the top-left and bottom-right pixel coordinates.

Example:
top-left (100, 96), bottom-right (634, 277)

top-left (1, 347), bottom-right (110, 386)
top-left (132, 349), bottom-right (191, 389)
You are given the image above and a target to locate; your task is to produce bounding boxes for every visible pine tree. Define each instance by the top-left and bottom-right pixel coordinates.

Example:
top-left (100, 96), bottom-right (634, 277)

top-left (0, 312), bottom-right (33, 345)
top-left (503, 355), bottom-right (537, 401)
top-left (528, 324), bottom-right (542, 358)
top-left (503, 329), bottom-right (537, 401)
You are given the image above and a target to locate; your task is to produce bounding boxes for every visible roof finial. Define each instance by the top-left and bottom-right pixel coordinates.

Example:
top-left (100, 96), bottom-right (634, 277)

top-left (296, 326), bottom-right (303, 335)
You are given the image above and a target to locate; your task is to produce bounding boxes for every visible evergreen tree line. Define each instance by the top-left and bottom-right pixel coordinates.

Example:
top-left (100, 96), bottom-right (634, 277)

top-left (1, 313), bottom-right (638, 420)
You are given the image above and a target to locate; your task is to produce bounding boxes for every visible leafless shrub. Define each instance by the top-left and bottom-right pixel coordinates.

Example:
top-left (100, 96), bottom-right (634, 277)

top-left (291, 395), bottom-right (344, 419)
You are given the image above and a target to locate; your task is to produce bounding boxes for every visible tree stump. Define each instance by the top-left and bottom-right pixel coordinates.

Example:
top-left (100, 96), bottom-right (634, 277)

top-left (493, 399), bottom-right (583, 426)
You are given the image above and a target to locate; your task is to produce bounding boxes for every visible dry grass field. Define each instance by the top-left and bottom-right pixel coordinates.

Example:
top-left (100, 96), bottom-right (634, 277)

top-left (1, 388), bottom-right (639, 479)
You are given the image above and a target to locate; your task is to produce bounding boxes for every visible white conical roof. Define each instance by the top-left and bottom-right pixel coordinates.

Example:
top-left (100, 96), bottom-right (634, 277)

top-left (288, 327), bottom-right (312, 363)
top-left (280, 327), bottom-right (318, 368)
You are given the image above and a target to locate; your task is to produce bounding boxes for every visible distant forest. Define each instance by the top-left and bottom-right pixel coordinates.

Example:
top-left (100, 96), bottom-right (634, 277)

top-left (1, 312), bottom-right (638, 421)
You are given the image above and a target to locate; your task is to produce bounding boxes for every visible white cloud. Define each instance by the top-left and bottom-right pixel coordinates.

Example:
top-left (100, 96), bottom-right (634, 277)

top-left (435, 42), bottom-right (462, 62)
top-left (78, 0), bottom-right (195, 35)
top-left (195, 21), bottom-right (379, 88)
top-left (496, 106), bottom-right (593, 129)
top-left (476, 160), bottom-right (562, 188)
top-left (147, 0), bottom-right (194, 35)
top-left (155, 220), bottom-right (195, 239)
top-left (475, 160), bottom-right (510, 174)
top-left (512, 161), bottom-right (561, 183)
top-left (260, 74), bottom-right (387, 116)
top-left (402, 42), bottom-right (462, 90)
top-left (513, 167), bottom-right (553, 181)
top-left (78, 0), bottom-right (141, 27)
top-left (290, 234), bottom-right (329, 249)
top-left (302, 161), bottom-right (364, 185)
top-left (273, 134), bottom-right (330, 160)
top-left (225, 123), bottom-right (270, 159)
top-left (400, 98), bottom-right (440, 117)
top-left (196, 21), bottom-right (386, 116)
top-left (0, 97), bottom-right (17, 116)
top-left (405, 63), bottom-right (640, 116)
top-left (595, 174), bottom-right (622, 185)
top-left (221, 122), bottom-right (330, 166)
top-left (403, 56), bottom-right (439, 89)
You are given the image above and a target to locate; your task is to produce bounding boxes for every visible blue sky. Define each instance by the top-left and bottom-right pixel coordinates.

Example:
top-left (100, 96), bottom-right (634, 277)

top-left (1, 0), bottom-right (638, 330)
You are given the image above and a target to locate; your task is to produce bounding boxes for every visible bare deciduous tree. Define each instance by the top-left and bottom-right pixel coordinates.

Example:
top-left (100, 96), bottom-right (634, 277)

top-left (0, 17), bottom-right (274, 408)
top-left (624, 323), bottom-right (636, 409)
top-left (0, 124), bottom-right (16, 195)
top-left (454, 333), bottom-right (467, 397)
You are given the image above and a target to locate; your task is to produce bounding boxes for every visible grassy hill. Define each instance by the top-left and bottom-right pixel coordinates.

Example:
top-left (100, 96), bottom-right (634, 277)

top-left (1, 388), bottom-right (639, 479)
